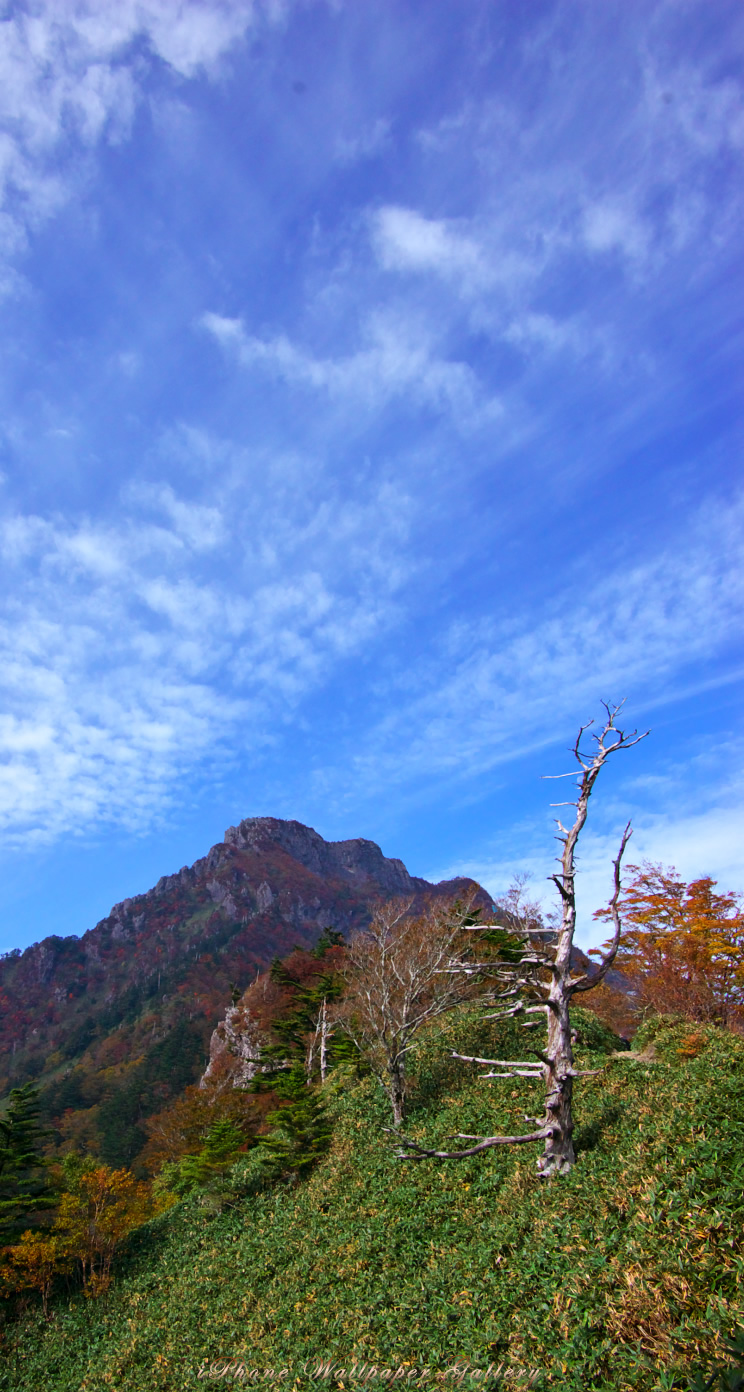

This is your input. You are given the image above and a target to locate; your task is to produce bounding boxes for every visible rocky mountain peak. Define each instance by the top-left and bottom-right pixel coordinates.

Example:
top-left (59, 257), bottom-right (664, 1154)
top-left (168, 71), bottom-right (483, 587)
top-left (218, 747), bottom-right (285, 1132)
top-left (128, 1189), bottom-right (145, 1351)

top-left (223, 817), bottom-right (426, 896)
top-left (0, 816), bottom-right (485, 1168)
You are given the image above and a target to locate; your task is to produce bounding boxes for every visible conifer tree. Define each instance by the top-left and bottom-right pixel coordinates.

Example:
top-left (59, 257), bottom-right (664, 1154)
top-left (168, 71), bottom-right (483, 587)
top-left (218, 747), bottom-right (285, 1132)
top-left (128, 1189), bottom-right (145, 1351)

top-left (312, 926), bottom-right (345, 958)
top-left (159, 1116), bottom-right (249, 1195)
top-left (259, 1064), bottom-right (332, 1177)
top-left (0, 1084), bottom-right (55, 1241)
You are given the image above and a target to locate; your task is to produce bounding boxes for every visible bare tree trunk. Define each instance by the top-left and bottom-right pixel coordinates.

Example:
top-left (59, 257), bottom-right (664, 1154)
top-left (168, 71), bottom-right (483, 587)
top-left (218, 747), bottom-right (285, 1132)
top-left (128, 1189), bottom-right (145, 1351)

top-left (319, 998), bottom-right (329, 1085)
top-left (305, 1027), bottom-right (317, 1084)
top-left (538, 991), bottom-right (575, 1176)
top-left (394, 704), bottom-right (647, 1175)
top-left (389, 1057), bottom-right (406, 1127)
top-left (538, 809), bottom-right (582, 1176)
top-left (535, 705), bottom-right (637, 1175)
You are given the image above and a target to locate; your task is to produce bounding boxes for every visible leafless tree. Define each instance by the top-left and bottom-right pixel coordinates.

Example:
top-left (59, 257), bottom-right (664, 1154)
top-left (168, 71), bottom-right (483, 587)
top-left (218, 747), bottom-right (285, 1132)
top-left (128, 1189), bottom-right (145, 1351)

top-left (305, 997), bottom-right (333, 1084)
top-left (395, 703), bottom-right (648, 1176)
top-left (338, 893), bottom-right (487, 1126)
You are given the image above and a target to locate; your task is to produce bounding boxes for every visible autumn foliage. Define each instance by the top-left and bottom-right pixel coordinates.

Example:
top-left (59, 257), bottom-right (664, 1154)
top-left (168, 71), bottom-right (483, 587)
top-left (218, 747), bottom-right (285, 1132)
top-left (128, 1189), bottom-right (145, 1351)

top-left (0, 1157), bottom-right (158, 1313)
top-left (52, 1159), bottom-right (156, 1297)
top-left (0, 1230), bottom-right (69, 1318)
top-left (593, 862), bottom-right (744, 1032)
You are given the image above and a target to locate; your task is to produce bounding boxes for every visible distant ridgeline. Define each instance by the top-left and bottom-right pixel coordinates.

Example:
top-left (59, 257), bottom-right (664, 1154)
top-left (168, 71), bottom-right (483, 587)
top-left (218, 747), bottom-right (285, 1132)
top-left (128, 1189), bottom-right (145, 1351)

top-left (0, 818), bottom-right (484, 1168)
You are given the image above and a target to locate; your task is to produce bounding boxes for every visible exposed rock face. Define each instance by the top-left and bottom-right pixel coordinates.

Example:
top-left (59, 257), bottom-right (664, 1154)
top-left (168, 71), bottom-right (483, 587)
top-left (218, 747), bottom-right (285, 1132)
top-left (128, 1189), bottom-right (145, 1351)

top-left (202, 1002), bottom-right (265, 1089)
top-left (0, 816), bottom-right (483, 1114)
top-left (223, 817), bottom-right (424, 897)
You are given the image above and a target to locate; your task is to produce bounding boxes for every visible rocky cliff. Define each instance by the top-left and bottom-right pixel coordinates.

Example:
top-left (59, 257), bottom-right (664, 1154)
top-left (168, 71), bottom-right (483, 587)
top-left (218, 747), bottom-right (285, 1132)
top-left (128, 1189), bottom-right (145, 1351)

top-left (0, 818), bottom-right (484, 1165)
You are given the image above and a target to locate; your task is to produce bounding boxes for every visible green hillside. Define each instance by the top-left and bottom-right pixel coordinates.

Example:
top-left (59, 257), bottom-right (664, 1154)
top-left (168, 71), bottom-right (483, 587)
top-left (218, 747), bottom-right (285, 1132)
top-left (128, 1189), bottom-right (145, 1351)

top-left (1, 1010), bottom-right (742, 1392)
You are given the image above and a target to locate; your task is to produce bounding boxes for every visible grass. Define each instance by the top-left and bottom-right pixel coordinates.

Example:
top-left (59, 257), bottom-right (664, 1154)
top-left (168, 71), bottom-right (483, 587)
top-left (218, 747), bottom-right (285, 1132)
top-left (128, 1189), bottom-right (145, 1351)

top-left (1, 1011), bottom-right (742, 1392)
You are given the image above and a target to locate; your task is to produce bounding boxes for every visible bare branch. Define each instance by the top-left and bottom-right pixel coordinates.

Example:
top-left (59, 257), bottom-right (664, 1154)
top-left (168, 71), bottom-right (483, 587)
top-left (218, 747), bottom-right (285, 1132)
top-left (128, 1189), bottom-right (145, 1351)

top-left (391, 1126), bottom-right (552, 1159)
top-left (452, 1052), bottom-right (541, 1069)
top-left (480, 1070), bottom-right (543, 1078)
top-left (338, 891), bottom-right (488, 1125)
top-left (543, 771), bottom-right (586, 780)
top-left (551, 875), bottom-right (572, 903)
top-left (572, 821), bottom-right (633, 993)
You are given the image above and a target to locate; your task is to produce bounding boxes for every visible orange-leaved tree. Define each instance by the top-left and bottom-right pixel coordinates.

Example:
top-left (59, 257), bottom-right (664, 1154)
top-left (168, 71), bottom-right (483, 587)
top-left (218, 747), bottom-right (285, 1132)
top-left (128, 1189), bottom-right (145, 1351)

top-left (141, 1081), bottom-right (261, 1174)
top-left (593, 863), bottom-right (744, 1030)
top-left (53, 1157), bottom-right (156, 1297)
top-left (0, 1230), bottom-right (70, 1318)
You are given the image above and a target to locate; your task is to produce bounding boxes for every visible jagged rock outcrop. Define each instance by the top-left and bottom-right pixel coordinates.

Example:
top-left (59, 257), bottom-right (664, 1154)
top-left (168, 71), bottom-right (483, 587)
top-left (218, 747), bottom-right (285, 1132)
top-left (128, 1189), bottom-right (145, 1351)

top-left (0, 816), bottom-right (485, 1163)
top-left (202, 1001), bottom-right (266, 1089)
top-left (223, 817), bottom-right (425, 897)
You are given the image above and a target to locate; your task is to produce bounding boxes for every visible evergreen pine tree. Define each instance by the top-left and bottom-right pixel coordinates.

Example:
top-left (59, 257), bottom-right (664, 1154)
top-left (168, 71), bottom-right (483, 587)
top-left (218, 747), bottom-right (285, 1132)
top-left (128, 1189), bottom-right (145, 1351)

top-left (260, 1065), bottom-right (332, 1177)
top-left (312, 926), bottom-right (345, 957)
top-left (0, 1084), bottom-right (55, 1241)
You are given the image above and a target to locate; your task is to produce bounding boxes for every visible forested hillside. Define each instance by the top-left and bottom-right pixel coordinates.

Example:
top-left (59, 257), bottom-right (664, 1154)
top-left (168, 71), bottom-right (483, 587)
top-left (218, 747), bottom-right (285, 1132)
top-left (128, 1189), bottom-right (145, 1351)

top-left (0, 818), bottom-right (480, 1168)
top-left (1, 796), bottom-right (742, 1392)
top-left (1, 1008), bottom-right (742, 1391)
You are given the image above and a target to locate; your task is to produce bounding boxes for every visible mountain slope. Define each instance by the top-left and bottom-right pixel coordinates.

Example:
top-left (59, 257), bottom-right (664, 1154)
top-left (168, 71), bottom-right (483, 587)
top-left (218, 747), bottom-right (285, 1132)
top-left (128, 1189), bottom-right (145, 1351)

top-left (2, 1014), bottom-right (742, 1391)
top-left (0, 818), bottom-right (483, 1165)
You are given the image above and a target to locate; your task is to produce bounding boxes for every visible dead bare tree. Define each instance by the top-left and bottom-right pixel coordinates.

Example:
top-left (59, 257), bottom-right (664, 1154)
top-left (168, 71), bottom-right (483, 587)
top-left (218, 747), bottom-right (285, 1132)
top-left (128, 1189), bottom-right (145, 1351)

top-left (395, 702), bottom-right (648, 1176)
top-left (305, 997), bottom-right (333, 1085)
top-left (338, 893), bottom-right (486, 1126)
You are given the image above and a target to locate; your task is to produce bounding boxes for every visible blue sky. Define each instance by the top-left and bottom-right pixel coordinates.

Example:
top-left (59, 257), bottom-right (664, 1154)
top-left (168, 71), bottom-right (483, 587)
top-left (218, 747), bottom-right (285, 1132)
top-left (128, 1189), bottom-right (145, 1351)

top-left (0, 0), bottom-right (742, 954)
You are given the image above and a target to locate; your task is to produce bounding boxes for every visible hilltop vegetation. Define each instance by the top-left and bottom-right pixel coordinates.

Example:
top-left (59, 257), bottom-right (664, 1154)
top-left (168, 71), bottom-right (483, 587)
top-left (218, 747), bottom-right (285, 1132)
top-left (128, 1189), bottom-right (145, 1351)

top-left (1, 772), bottom-right (742, 1392)
top-left (0, 1007), bottom-right (742, 1391)
top-left (0, 818), bottom-right (479, 1169)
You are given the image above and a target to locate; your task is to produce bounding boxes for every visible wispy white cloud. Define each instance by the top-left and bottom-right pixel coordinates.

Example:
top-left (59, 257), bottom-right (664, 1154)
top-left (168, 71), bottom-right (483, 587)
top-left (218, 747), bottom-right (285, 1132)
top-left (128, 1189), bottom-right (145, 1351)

top-left (0, 0), bottom-right (294, 283)
top-left (386, 16), bottom-right (743, 337)
top-left (200, 308), bottom-right (499, 426)
top-left (430, 746), bottom-right (744, 948)
top-left (335, 117), bottom-right (391, 166)
top-left (345, 493), bottom-right (744, 795)
top-left (125, 482), bottom-right (226, 552)
top-left (502, 310), bottom-right (615, 368)
top-left (581, 200), bottom-right (651, 266)
top-left (0, 439), bottom-right (415, 846)
top-left (373, 206), bottom-right (488, 286)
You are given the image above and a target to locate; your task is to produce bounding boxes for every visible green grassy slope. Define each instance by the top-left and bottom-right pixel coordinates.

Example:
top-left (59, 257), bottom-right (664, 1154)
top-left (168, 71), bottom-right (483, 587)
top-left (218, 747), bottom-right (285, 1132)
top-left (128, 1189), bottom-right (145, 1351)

top-left (2, 1012), bottom-right (742, 1392)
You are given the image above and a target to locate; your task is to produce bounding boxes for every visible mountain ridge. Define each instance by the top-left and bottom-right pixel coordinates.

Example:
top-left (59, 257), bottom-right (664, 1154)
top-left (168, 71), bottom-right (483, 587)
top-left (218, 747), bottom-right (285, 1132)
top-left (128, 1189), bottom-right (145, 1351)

top-left (0, 817), bottom-right (486, 1165)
